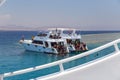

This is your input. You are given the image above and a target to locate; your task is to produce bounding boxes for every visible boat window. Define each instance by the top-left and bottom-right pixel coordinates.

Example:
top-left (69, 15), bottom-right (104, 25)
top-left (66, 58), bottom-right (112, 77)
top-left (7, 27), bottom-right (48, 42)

top-left (45, 42), bottom-right (49, 47)
top-left (51, 42), bottom-right (64, 48)
top-left (32, 40), bottom-right (43, 45)
top-left (51, 42), bottom-right (57, 48)
top-left (58, 42), bottom-right (64, 46)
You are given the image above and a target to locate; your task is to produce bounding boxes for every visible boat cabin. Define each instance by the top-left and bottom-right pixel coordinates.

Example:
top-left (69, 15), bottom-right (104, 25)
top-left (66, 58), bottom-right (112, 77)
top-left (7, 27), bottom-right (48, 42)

top-left (49, 28), bottom-right (88, 52)
top-left (20, 30), bottom-right (69, 54)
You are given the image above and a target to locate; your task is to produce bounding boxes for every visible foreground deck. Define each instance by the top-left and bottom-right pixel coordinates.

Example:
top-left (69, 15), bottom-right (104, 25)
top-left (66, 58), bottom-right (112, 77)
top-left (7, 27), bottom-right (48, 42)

top-left (38, 52), bottom-right (120, 80)
top-left (1, 39), bottom-right (120, 80)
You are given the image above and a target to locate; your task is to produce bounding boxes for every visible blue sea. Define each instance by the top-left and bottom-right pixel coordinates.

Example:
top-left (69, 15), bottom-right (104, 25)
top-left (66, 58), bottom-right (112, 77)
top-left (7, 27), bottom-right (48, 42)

top-left (0, 31), bottom-right (120, 80)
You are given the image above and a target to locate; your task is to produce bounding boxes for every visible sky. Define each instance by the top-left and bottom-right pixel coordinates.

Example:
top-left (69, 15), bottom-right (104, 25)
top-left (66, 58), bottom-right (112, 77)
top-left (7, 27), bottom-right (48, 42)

top-left (0, 0), bottom-right (120, 30)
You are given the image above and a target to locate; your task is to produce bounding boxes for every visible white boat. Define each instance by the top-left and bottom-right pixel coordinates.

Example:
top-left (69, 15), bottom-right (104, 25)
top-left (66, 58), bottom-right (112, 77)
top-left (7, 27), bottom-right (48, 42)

top-left (19, 30), bottom-right (69, 54)
top-left (20, 28), bottom-right (88, 54)
top-left (49, 28), bottom-right (88, 52)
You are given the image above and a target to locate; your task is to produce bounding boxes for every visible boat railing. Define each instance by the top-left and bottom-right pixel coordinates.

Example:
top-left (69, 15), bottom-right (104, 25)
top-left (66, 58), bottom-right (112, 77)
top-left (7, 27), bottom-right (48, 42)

top-left (1, 39), bottom-right (120, 80)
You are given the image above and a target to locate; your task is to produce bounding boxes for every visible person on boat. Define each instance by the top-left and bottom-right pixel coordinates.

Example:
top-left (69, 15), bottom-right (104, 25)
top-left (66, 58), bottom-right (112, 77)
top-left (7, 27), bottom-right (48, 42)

top-left (53, 43), bottom-right (57, 48)
top-left (22, 35), bottom-right (24, 41)
top-left (79, 42), bottom-right (87, 51)
top-left (32, 36), bottom-right (34, 40)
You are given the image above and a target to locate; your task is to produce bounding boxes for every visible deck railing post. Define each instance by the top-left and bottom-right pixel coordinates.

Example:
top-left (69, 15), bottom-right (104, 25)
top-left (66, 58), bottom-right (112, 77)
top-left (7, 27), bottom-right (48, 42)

top-left (0, 74), bottom-right (4, 80)
top-left (59, 63), bottom-right (64, 72)
top-left (114, 43), bottom-right (119, 52)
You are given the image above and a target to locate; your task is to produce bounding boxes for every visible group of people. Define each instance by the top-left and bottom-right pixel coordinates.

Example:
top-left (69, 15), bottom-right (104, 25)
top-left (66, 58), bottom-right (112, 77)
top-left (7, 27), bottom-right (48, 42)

top-left (67, 39), bottom-right (87, 51)
top-left (75, 42), bottom-right (87, 51)
top-left (49, 33), bottom-right (61, 39)
top-left (52, 42), bottom-right (67, 54)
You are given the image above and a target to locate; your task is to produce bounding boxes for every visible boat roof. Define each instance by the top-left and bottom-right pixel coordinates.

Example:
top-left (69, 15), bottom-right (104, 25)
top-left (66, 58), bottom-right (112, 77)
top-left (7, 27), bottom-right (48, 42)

top-left (34, 28), bottom-right (81, 41)
top-left (48, 28), bottom-right (76, 31)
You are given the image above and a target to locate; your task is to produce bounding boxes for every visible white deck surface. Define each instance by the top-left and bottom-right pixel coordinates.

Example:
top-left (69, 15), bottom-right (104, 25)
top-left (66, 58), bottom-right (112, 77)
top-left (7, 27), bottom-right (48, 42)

top-left (38, 52), bottom-right (120, 80)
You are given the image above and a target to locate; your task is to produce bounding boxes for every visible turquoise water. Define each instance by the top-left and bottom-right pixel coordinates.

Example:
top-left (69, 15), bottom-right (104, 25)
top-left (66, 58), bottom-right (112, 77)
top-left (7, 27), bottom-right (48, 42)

top-left (0, 31), bottom-right (119, 80)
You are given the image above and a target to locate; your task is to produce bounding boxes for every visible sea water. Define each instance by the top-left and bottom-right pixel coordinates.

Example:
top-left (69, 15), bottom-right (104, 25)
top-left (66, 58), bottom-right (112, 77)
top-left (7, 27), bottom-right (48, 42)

top-left (0, 31), bottom-right (120, 80)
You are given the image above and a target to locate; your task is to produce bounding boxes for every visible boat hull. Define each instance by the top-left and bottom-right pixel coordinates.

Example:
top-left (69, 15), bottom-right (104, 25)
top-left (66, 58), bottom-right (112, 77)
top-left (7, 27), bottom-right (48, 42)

top-left (20, 40), bottom-right (58, 54)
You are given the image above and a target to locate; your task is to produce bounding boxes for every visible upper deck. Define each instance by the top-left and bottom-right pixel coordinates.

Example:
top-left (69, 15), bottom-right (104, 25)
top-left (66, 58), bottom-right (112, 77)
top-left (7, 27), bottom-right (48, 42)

top-left (48, 28), bottom-right (81, 39)
top-left (33, 28), bottom-right (82, 42)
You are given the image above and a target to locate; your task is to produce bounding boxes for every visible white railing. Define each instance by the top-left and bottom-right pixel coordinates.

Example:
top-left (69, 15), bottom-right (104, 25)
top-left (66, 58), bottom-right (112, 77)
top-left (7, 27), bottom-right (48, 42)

top-left (1, 39), bottom-right (120, 80)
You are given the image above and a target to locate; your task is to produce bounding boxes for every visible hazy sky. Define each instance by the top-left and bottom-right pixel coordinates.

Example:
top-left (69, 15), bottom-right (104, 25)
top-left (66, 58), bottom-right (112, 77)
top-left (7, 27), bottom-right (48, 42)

top-left (0, 0), bottom-right (120, 30)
